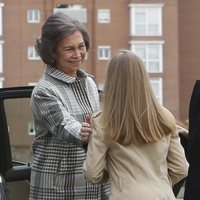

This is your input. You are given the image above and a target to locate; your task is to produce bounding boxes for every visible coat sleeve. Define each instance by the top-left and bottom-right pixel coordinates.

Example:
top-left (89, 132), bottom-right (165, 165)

top-left (31, 86), bottom-right (83, 146)
top-left (167, 129), bottom-right (189, 185)
top-left (83, 115), bottom-right (109, 184)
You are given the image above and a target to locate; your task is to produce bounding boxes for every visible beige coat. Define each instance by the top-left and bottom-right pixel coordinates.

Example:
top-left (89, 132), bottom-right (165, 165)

top-left (83, 113), bottom-right (189, 200)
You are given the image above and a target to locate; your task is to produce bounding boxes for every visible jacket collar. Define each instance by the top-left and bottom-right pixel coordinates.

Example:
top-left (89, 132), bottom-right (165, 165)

top-left (45, 65), bottom-right (91, 84)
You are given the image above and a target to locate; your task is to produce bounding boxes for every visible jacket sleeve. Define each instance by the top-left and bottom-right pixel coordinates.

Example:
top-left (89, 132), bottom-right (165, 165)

top-left (31, 86), bottom-right (83, 146)
top-left (167, 129), bottom-right (189, 185)
top-left (83, 115), bottom-right (109, 184)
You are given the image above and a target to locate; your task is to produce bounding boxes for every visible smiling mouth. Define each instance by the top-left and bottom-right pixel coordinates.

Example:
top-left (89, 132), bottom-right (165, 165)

top-left (69, 60), bottom-right (81, 64)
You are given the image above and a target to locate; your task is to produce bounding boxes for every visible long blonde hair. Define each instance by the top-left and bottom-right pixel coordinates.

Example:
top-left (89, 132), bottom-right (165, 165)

top-left (101, 50), bottom-right (176, 145)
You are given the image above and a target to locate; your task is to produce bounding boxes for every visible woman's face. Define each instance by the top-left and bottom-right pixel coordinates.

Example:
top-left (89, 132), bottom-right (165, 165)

top-left (54, 31), bottom-right (87, 77)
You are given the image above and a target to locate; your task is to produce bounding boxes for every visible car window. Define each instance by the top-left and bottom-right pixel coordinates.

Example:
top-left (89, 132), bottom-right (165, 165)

top-left (4, 97), bottom-right (34, 164)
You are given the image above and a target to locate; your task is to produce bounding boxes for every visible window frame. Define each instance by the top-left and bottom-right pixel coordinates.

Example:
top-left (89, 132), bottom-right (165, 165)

top-left (0, 40), bottom-right (4, 73)
top-left (129, 4), bottom-right (163, 36)
top-left (97, 9), bottom-right (111, 23)
top-left (28, 46), bottom-right (40, 60)
top-left (98, 46), bottom-right (111, 60)
top-left (130, 41), bottom-right (164, 73)
top-left (0, 3), bottom-right (4, 36)
top-left (27, 9), bottom-right (40, 23)
top-left (150, 77), bottom-right (163, 105)
top-left (54, 7), bottom-right (87, 23)
top-left (0, 77), bottom-right (4, 88)
top-left (28, 121), bottom-right (35, 136)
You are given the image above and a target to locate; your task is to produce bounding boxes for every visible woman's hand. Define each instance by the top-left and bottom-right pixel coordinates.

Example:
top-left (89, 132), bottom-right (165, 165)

top-left (80, 122), bottom-right (91, 142)
top-left (80, 116), bottom-right (91, 142)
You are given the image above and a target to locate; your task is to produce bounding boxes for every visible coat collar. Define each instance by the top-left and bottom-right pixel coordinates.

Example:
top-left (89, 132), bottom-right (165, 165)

top-left (45, 65), bottom-right (93, 84)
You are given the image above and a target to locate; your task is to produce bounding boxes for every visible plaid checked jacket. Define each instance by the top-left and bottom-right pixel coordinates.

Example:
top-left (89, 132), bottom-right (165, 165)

top-left (29, 66), bottom-right (110, 200)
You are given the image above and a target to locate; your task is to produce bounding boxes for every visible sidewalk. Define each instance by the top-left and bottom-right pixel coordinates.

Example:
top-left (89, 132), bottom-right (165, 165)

top-left (176, 183), bottom-right (185, 200)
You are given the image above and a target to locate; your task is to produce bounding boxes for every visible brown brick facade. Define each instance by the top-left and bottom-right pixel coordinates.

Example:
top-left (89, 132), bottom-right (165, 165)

top-left (1, 0), bottom-right (199, 124)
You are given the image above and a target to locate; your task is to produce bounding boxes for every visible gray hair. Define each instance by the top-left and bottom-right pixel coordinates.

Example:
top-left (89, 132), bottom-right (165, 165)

top-left (35, 12), bottom-right (90, 66)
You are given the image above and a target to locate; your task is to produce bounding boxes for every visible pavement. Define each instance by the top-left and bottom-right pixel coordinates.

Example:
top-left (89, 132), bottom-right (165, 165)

top-left (176, 183), bottom-right (185, 200)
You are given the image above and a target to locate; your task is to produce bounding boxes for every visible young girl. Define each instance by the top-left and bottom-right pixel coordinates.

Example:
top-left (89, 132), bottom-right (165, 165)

top-left (83, 50), bottom-right (188, 200)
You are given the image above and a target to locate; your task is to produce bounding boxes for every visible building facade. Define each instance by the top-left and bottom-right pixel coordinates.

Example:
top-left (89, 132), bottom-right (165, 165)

top-left (1, 0), bottom-right (200, 123)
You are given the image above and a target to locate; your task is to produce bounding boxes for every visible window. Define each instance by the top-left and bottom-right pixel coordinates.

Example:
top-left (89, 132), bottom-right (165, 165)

top-left (98, 83), bottom-right (105, 101)
top-left (28, 46), bottom-right (40, 60)
top-left (129, 4), bottom-right (163, 36)
top-left (4, 97), bottom-right (34, 163)
top-left (150, 78), bottom-right (163, 105)
top-left (0, 3), bottom-right (4, 36)
top-left (0, 41), bottom-right (3, 73)
top-left (98, 46), bottom-right (111, 60)
top-left (54, 5), bottom-right (87, 23)
top-left (0, 77), bottom-right (4, 88)
top-left (98, 83), bottom-right (105, 91)
top-left (28, 82), bottom-right (37, 86)
top-left (97, 9), bottom-right (110, 23)
top-left (28, 121), bottom-right (35, 136)
top-left (130, 41), bottom-right (164, 73)
top-left (27, 9), bottom-right (40, 23)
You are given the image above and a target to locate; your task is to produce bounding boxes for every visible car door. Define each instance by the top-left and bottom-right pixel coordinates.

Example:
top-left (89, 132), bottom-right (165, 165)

top-left (0, 86), bottom-right (34, 200)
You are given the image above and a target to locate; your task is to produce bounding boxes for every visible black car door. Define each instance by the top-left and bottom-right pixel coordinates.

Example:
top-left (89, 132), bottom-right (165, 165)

top-left (0, 86), bottom-right (34, 200)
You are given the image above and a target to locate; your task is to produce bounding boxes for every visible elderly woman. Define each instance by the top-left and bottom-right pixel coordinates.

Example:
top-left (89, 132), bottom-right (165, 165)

top-left (29, 12), bottom-right (110, 200)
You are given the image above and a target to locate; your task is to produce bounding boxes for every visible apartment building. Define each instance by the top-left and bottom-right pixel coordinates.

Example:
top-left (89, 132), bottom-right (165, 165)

top-left (1, 0), bottom-right (200, 123)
